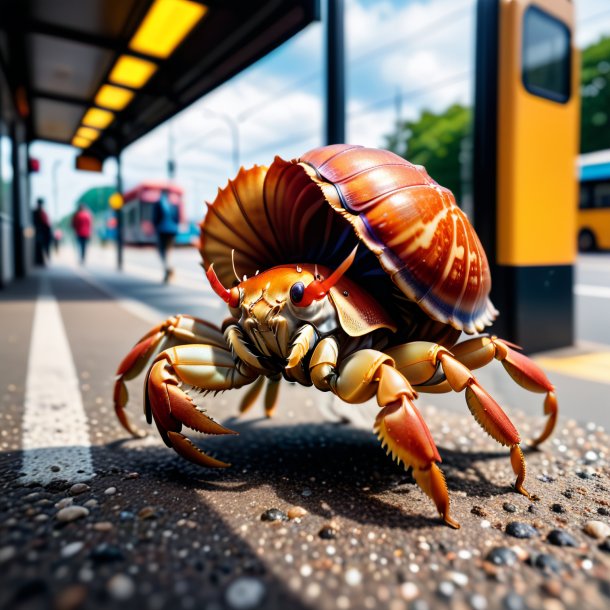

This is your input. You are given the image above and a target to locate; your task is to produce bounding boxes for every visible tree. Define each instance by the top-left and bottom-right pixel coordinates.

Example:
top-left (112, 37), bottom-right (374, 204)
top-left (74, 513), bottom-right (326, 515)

top-left (385, 104), bottom-right (471, 202)
top-left (580, 35), bottom-right (610, 153)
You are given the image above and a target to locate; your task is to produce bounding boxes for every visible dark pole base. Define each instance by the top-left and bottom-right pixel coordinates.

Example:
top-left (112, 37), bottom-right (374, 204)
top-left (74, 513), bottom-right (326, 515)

top-left (488, 265), bottom-right (574, 354)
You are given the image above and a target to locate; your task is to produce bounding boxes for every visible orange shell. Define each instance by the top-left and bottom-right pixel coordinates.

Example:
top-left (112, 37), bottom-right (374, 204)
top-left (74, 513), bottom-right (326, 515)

top-left (200, 145), bottom-right (497, 333)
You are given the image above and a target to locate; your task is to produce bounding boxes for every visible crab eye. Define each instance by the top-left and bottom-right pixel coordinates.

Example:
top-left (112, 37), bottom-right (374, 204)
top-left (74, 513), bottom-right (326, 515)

top-left (290, 281), bottom-right (305, 304)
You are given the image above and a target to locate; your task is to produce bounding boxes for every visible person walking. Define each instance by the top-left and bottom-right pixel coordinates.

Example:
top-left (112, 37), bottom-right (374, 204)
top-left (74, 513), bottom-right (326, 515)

top-left (72, 203), bottom-right (93, 265)
top-left (32, 198), bottom-right (52, 266)
top-left (153, 190), bottom-right (179, 283)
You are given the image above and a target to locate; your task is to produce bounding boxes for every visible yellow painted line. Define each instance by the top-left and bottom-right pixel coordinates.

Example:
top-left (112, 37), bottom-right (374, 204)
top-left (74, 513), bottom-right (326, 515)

top-left (535, 352), bottom-right (610, 385)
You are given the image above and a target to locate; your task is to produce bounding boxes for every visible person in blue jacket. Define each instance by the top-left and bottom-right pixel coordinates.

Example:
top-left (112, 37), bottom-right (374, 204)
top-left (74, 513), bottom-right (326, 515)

top-left (153, 190), bottom-right (179, 283)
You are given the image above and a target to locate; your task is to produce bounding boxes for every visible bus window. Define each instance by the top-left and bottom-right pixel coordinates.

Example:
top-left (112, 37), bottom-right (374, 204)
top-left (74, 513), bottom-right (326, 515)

top-left (522, 6), bottom-right (570, 103)
top-left (593, 182), bottom-right (610, 209)
top-left (579, 184), bottom-right (592, 210)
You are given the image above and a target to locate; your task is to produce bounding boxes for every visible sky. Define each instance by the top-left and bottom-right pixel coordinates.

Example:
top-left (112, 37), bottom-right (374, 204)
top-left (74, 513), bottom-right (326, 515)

top-left (30, 0), bottom-right (610, 223)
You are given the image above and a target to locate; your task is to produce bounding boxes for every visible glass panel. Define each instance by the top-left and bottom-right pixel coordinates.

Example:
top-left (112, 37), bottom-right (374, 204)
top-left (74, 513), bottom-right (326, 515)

top-left (593, 182), bottom-right (610, 209)
top-left (522, 7), bottom-right (570, 103)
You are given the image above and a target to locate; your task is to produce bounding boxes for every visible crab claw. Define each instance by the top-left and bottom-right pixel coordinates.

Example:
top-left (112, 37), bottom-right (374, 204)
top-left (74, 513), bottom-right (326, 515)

top-left (374, 364), bottom-right (460, 529)
top-left (144, 344), bottom-right (257, 468)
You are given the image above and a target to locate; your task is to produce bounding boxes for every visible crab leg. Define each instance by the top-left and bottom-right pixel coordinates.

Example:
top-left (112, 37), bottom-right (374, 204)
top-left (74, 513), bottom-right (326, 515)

top-left (389, 342), bottom-right (531, 498)
top-left (314, 347), bottom-right (459, 528)
top-left (146, 344), bottom-right (258, 467)
top-left (114, 315), bottom-right (227, 437)
top-left (438, 336), bottom-right (557, 446)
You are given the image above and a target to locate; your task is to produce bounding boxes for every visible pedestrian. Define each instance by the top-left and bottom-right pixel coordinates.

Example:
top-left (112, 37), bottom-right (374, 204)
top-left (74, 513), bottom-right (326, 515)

top-left (72, 203), bottom-right (93, 265)
top-left (153, 190), bottom-right (180, 283)
top-left (32, 198), bottom-right (52, 266)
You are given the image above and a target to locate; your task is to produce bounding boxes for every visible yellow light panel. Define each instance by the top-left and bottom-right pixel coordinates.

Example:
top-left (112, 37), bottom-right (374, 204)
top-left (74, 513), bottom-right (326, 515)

top-left (82, 108), bottom-right (115, 129)
top-left (72, 136), bottom-right (92, 149)
top-left (95, 85), bottom-right (135, 111)
top-left (109, 55), bottom-right (158, 88)
top-left (129, 0), bottom-right (208, 59)
top-left (76, 127), bottom-right (100, 142)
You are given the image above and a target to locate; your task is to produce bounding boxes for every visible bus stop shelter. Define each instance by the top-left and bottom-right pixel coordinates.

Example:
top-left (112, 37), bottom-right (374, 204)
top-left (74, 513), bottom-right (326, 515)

top-left (0, 0), bottom-right (318, 286)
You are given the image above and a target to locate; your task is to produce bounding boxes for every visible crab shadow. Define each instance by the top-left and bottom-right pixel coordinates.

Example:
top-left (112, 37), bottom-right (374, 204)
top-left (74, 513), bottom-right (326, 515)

top-left (119, 417), bottom-right (527, 531)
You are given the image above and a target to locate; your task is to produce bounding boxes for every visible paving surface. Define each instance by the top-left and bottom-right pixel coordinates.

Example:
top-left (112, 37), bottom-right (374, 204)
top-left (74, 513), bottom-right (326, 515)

top-left (0, 247), bottom-right (609, 610)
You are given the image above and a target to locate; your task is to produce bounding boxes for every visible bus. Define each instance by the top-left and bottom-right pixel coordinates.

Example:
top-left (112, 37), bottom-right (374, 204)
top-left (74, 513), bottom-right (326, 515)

top-left (578, 150), bottom-right (610, 251)
top-left (121, 181), bottom-right (198, 245)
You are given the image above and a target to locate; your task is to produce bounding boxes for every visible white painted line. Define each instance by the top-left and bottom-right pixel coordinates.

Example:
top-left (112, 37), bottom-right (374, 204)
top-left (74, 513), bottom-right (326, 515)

top-left (21, 276), bottom-right (94, 484)
top-left (72, 265), bottom-right (168, 325)
top-left (575, 284), bottom-right (610, 299)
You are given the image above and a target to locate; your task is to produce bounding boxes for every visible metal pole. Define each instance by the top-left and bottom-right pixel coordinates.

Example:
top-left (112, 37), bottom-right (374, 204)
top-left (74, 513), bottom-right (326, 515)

top-left (202, 109), bottom-right (240, 173)
top-left (116, 155), bottom-right (124, 271)
top-left (52, 159), bottom-right (62, 223)
top-left (168, 122), bottom-right (176, 179)
top-left (326, 0), bottom-right (345, 144)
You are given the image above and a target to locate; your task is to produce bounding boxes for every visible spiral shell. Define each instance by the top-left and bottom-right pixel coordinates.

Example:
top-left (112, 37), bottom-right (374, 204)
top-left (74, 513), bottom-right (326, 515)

top-left (200, 144), bottom-right (497, 334)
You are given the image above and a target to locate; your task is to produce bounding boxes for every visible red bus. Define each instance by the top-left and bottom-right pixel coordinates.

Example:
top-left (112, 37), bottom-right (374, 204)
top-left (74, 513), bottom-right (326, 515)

top-left (122, 181), bottom-right (185, 244)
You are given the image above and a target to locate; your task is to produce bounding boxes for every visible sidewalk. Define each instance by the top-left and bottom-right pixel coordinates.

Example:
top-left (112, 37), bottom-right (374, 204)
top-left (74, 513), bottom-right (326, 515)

top-left (0, 251), bottom-right (608, 610)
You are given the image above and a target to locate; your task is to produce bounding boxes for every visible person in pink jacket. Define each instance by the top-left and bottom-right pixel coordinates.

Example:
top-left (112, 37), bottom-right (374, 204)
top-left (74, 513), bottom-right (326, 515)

top-left (72, 204), bottom-right (93, 264)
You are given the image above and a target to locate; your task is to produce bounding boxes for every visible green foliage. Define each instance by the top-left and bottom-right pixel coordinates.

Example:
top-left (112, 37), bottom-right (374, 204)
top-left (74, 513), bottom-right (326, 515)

top-left (386, 104), bottom-right (471, 201)
top-left (581, 35), bottom-right (610, 153)
top-left (76, 186), bottom-right (116, 214)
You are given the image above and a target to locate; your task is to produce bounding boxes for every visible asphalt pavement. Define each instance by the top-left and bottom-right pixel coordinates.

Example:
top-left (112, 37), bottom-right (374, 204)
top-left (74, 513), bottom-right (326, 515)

top-left (0, 244), bottom-right (608, 610)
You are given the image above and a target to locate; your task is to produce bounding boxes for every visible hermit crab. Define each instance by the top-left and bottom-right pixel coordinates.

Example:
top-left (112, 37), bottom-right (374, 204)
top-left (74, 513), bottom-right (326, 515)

top-left (114, 144), bottom-right (557, 528)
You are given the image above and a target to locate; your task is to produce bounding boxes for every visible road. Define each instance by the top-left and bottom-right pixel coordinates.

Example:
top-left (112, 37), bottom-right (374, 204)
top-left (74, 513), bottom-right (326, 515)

top-left (0, 244), bottom-right (608, 610)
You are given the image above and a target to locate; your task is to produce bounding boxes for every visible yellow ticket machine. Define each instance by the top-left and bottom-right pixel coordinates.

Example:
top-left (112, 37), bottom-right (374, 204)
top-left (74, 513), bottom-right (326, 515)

top-left (474, 0), bottom-right (579, 352)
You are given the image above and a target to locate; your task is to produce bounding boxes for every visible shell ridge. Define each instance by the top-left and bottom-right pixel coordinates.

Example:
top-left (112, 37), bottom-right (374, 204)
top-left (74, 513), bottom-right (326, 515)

top-left (204, 203), bottom-right (267, 261)
top-left (228, 174), bottom-right (275, 262)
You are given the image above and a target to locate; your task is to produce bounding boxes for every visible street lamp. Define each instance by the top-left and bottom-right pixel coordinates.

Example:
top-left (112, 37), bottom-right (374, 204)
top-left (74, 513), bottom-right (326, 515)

top-left (51, 159), bottom-right (62, 222)
top-left (202, 108), bottom-right (240, 173)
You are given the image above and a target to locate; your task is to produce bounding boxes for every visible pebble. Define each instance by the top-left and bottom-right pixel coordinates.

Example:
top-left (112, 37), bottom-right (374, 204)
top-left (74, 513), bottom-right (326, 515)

top-left (90, 544), bottom-right (124, 563)
top-left (92, 521), bottom-right (113, 532)
top-left (597, 507), bottom-right (610, 516)
top-left (318, 525), bottom-right (338, 540)
top-left (471, 506), bottom-right (488, 517)
top-left (532, 553), bottom-right (562, 573)
top-left (399, 582), bottom-right (419, 601)
top-left (57, 506), bottom-right (89, 523)
top-left (104, 487), bottom-right (117, 496)
top-left (583, 520), bottom-right (610, 539)
top-left (287, 506), bottom-right (307, 520)
top-left (503, 592), bottom-right (525, 610)
top-left (55, 498), bottom-right (74, 509)
top-left (599, 539), bottom-right (610, 553)
top-left (437, 581), bottom-right (455, 598)
top-left (0, 546), bottom-right (16, 563)
top-left (344, 568), bottom-right (362, 586)
top-left (83, 499), bottom-right (98, 508)
top-left (225, 577), bottom-right (266, 609)
top-left (301, 488), bottom-right (312, 497)
top-left (550, 503), bottom-right (566, 514)
top-left (138, 506), bottom-right (158, 520)
top-left (107, 574), bottom-right (135, 601)
top-left (547, 529), bottom-right (577, 547)
top-left (486, 547), bottom-right (518, 566)
top-left (69, 483), bottom-right (90, 496)
top-left (54, 585), bottom-right (87, 610)
top-left (61, 542), bottom-right (84, 558)
top-left (119, 511), bottom-right (135, 521)
top-left (505, 522), bottom-right (538, 539)
top-left (469, 594), bottom-right (488, 610)
top-left (260, 508), bottom-right (288, 522)
top-left (502, 502), bottom-right (517, 513)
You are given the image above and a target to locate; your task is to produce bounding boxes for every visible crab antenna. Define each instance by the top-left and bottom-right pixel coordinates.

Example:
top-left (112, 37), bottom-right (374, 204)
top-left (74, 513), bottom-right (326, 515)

top-left (206, 264), bottom-right (240, 307)
top-left (319, 245), bottom-right (359, 292)
top-left (297, 245), bottom-right (359, 308)
top-left (231, 249), bottom-right (241, 282)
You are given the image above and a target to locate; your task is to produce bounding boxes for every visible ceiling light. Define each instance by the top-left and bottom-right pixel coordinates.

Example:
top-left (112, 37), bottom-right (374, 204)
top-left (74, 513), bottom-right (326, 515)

top-left (95, 85), bottom-right (135, 111)
top-left (129, 0), bottom-right (208, 59)
top-left (109, 55), bottom-right (158, 89)
top-left (76, 127), bottom-right (100, 142)
top-left (72, 136), bottom-right (92, 149)
top-left (82, 108), bottom-right (115, 129)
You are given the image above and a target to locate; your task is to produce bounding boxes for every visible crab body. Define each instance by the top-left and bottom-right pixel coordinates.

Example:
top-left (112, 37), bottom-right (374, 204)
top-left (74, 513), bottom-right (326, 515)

top-left (114, 145), bottom-right (558, 529)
